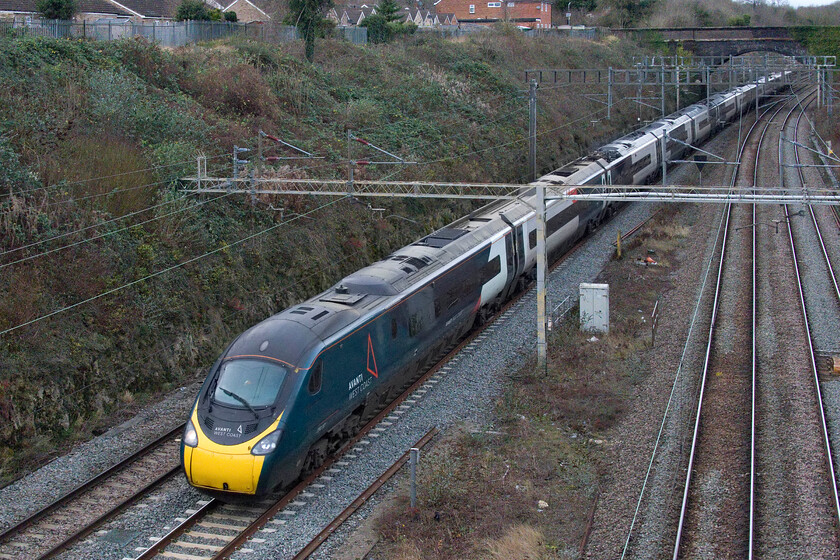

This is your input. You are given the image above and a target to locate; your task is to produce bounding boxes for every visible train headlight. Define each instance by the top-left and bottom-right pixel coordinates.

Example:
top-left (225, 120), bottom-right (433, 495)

top-left (251, 430), bottom-right (282, 456)
top-left (183, 419), bottom-right (198, 448)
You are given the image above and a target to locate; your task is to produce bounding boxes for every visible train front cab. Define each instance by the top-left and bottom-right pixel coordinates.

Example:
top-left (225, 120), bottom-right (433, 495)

top-left (182, 326), bottom-right (318, 499)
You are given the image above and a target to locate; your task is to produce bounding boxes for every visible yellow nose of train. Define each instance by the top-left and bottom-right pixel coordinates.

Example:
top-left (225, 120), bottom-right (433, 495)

top-left (183, 412), bottom-right (277, 495)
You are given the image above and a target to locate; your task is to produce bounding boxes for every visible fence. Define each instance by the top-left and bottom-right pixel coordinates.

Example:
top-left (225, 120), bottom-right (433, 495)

top-left (0, 18), bottom-right (597, 47)
top-left (0, 20), bottom-right (368, 47)
top-left (525, 26), bottom-right (601, 40)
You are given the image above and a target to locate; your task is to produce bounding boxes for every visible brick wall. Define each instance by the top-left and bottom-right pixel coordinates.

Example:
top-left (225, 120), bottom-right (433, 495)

top-left (225, 0), bottom-right (270, 23)
top-left (435, 0), bottom-right (551, 28)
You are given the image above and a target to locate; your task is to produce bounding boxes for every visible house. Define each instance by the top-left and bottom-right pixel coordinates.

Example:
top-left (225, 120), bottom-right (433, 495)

top-left (437, 12), bottom-right (456, 24)
top-left (327, 5), bottom-right (376, 27)
top-left (0, 0), bottom-right (271, 23)
top-left (433, 0), bottom-right (550, 28)
top-left (220, 0), bottom-right (270, 22)
top-left (0, 0), bottom-right (133, 22)
top-left (401, 8), bottom-right (454, 27)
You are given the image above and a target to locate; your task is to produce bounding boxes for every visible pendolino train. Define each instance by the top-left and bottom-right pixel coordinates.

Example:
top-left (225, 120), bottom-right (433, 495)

top-left (181, 73), bottom-right (788, 498)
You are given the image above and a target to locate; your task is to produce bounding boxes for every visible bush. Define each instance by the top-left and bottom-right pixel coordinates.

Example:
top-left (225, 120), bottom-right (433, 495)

top-left (727, 14), bottom-right (751, 26)
top-left (361, 14), bottom-right (416, 44)
top-left (36, 0), bottom-right (75, 20)
top-left (193, 64), bottom-right (277, 117)
top-left (175, 0), bottom-right (211, 21)
top-left (0, 136), bottom-right (35, 194)
top-left (224, 10), bottom-right (238, 22)
top-left (361, 14), bottom-right (390, 44)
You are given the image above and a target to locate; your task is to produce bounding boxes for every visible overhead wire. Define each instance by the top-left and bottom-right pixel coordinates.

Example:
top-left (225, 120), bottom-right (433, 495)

top-left (25, 240), bottom-right (376, 418)
top-left (0, 192), bottom-right (234, 269)
top-left (2, 192), bottom-right (210, 257)
top-left (415, 96), bottom-right (632, 168)
top-left (0, 195), bottom-right (351, 338)
top-left (1, 152), bottom-right (229, 200)
top-left (24, 189), bottom-right (427, 418)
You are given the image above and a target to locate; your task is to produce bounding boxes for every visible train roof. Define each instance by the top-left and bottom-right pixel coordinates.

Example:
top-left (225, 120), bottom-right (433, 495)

top-left (224, 196), bottom-right (538, 369)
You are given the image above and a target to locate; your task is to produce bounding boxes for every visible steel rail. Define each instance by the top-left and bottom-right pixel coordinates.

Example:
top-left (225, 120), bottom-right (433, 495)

top-left (784, 98), bottom-right (840, 536)
top-left (37, 464), bottom-right (181, 560)
top-left (0, 423), bottom-right (185, 546)
top-left (672, 93), bottom-right (790, 560)
top-left (743, 89), bottom-right (800, 558)
top-left (291, 428), bottom-right (439, 560)
top-left (802, 165), bottom-right (840, 304)
top-left (134, 498), bottom-right (220, 559)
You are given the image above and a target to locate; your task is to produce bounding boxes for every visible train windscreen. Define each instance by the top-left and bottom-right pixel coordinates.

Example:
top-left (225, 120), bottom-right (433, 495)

top-left (214, 359), bottom-right (288, 408)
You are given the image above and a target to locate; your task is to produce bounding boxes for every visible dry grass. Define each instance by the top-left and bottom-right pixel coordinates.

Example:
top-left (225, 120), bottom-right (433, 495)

top-left (483, 525), bottom-right (547, 560)
top-left (391, 542), bottom-right (424, 560)
top-left (47, 134), bottom-right (157, 216)
top-left (191, 64), bottom-right (278, 118)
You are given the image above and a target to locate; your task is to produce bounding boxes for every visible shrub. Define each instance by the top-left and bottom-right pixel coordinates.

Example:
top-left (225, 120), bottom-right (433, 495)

top-left (224, 10), bottom-right (238, 22)
top-left (36, 0), bottom-right (75, 20)
top-left (194, 64), bottom-right (277, 117)
top-left (175, 0), bottom-right (211, 21)
top-left (0, 136), bottom-right (35, 195)
top-left (361, 14), bottom-right (390, 44)
top-left (727, 14), bottom-right (750, 26)
top-left (361, 14), bottom-right (416, 44)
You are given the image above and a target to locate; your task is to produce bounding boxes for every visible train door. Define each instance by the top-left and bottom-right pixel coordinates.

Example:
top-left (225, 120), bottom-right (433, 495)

top-left (602, 169), bottom-right (614, 217)
top-left (500, 216), bottom-right (525, 299)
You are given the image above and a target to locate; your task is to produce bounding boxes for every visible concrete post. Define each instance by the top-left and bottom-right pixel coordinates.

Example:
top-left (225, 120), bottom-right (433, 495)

top-left (410, 448), bottom-right (419, 509)
top-left (536, 184), bottom-right (546, 374)
top-left (529, 80), bottom-right (537, 181)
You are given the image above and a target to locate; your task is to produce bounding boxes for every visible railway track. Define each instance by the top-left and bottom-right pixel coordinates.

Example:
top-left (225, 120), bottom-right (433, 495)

top-left (0, 424), bottom-right (185, 560)
top-left (774, 95), bottom-right (840, 548)
top-left (673, 88), bottom-right (840, 559)
top-left (2, 144), bottom-right (625, 560)
top-left (671, 93), bottom-right (786, 560)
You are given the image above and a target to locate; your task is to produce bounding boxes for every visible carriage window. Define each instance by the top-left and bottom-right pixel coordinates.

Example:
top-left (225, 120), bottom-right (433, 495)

top-left (308, 361), bottom-right (323, 395)
top-left (391, 318), bottom-right (398, 339)
top-left (481, 256), bottom-right (501, 282)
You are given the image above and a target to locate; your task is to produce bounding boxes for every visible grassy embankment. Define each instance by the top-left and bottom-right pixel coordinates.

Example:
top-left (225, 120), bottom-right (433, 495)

top-left (0, 29), bottom-right (649, 484)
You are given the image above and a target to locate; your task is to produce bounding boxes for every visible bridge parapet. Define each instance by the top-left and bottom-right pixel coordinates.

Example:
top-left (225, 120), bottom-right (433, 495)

top-left (613, 26), bottom-right (840, 59)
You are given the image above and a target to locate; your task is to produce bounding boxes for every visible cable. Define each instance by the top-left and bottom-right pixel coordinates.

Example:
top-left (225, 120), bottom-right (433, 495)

top-left (44, 178), bottom-right (177, 207)
top-left (2, 193), bottom-right (202, 257)
top-left (0, 195), bottom-right (351, 337)
top-left (0, 192), bottom-right (233, 269)
top-left (25, 240), bottom-right (374, 418)
top-left (2, 152), bottom-right (229, 200)
top-left (24, 193), bottom-right (431, 417)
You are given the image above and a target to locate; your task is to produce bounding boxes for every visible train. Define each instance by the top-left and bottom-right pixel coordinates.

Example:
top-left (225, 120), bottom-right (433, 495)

top-left (181, 72), bottom-right (788, 499)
